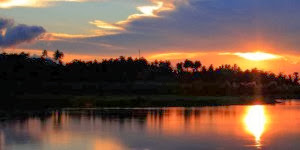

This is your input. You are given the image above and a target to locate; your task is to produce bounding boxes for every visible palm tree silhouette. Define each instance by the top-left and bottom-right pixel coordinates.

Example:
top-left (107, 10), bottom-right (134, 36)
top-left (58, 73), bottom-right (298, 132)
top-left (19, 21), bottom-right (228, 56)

top-left (193, 61), bottom-right (201, 72)
top-left (53, 50), bottom-right (64, 64)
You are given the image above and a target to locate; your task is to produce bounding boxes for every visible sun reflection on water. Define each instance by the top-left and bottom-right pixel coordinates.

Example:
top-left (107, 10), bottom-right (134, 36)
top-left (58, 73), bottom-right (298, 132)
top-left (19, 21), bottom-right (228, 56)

top-left (244, 105), bottom-right (267, 149)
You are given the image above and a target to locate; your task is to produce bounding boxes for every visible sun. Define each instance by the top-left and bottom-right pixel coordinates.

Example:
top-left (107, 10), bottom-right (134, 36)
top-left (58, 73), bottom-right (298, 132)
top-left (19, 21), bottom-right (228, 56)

top-left (234, 52), bottom-right (281, 61)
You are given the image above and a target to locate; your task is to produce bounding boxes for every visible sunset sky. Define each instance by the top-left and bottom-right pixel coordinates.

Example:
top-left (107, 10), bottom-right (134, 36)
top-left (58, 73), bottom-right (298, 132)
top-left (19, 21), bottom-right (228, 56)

top-left (1, 0), bottom-right (300, 74)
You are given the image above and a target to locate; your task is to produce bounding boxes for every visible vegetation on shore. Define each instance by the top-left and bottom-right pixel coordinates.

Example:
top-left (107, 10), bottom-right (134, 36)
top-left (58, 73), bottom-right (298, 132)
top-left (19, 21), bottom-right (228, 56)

top-left (0, 50), bottom-right (299, 109)
top-left (10, 95), bottom-right (276, 108)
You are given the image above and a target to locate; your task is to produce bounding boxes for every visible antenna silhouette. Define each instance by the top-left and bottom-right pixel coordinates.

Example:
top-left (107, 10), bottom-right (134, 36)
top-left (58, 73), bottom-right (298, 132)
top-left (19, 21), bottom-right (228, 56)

top-left (139, 49), bottom-right (141, 59)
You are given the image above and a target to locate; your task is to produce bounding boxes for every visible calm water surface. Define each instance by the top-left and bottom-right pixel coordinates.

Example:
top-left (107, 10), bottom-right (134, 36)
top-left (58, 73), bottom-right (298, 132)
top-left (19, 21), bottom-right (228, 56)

top-left (1, 100), bottom-right (300, 150)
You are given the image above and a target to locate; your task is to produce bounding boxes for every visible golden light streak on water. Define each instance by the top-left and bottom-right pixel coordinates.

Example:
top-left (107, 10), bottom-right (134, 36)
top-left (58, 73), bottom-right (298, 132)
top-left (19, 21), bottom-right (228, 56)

top-left (244, 105), bottom-right (267, 149)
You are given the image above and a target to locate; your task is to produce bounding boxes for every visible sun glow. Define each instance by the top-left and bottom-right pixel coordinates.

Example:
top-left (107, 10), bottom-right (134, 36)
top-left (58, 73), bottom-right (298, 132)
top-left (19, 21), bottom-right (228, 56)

top-left (235, 52), bottom-right (281, 61)
top-left (244, 105), bottom-right (267, 148)
top-left (149, 52), bottom-right (205, 60)
top-left (137, 2), bottom-right (164, 16)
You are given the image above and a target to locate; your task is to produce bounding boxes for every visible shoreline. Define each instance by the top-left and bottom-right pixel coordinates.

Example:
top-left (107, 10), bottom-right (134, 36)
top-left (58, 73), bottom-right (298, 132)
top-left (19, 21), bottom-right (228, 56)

top-left (1, 94), bottom-right (279, 109)
top-left (0, 94), bottom-right (292, 120)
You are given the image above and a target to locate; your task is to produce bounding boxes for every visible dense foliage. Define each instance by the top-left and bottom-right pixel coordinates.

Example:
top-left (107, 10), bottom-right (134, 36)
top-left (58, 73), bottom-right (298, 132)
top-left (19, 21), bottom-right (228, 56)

top-left (0, 51), bottom-right (299, 97)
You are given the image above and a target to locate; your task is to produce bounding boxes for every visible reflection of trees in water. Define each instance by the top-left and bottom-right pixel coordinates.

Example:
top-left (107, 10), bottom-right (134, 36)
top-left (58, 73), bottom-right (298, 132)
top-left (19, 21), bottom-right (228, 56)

top-left (0, 107), bottom-right (241, 149)
top-left (3, 108), bottom-right (238, 127)
top-left (143, 107), bottom-right (241, 135)
top-left (146, 107), bottom-right (238, 128)
top-left (66, 109), bottom-right (150, 128)
top-left (1, 108), bottom-right (238, 127)
top-left (0, 131), bottom-right (4, 150)
top-left (0, 108), bottom-right (239, 139)
top-left (53, 111), bottom-right (63, 130)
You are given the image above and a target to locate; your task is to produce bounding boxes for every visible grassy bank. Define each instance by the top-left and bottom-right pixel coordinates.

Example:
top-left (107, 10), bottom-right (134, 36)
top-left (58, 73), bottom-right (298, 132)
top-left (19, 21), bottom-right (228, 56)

top-left (0, 94), bottom-right (276, 109)
top-left (70, 95), bottom-right (277, 107)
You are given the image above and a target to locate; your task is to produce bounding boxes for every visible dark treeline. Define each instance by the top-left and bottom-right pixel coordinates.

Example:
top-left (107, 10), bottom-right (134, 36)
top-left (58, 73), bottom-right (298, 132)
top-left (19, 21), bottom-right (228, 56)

top-left (1, 50), bottom-right (300, 99)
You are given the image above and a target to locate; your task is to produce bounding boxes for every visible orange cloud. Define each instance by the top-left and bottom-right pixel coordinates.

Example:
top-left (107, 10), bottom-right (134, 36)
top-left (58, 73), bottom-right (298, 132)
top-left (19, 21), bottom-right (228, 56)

top-left (137, 1), bottom-right (164, 16)
top-left (148, 52), bottom-right (205, 60)
top-left (89, 20), bottom-right (124, 31)
top-left (0, 0), bottom-right (93, 8)
top-left (48, 0), bottom-right (178, 41)
top-left (39, 1), bottom-right (177, 41)
top-left (41, 33), bottom-right (96, 41)
top-left (117, 0), bottom-right (177, 25)
top-left (41, 31), bottom-right (119, 41)
top-left (30, 0), bottom-right (180, 42)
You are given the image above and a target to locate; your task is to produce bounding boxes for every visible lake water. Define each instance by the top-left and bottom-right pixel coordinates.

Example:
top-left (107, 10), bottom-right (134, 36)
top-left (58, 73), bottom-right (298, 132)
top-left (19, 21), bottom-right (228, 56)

top-left (1, 100), bottom-right (300, 150)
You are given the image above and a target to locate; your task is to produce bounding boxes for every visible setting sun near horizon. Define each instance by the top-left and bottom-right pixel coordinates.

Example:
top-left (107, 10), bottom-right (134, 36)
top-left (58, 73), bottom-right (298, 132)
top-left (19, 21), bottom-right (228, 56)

top-left (234, 52), bottom-right (281, 61)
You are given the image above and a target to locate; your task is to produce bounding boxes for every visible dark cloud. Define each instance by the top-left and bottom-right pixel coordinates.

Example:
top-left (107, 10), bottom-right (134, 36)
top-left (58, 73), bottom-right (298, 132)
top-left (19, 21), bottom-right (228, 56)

top-left (103, 0), bottom-right (300, 52)
top-left (0, 18), bottom-right (46, 48)
top-left (21, 0), bottom-right (300, 55)
top-left (79, 0), bottom-right (300, 54)
top-left (0, 18), bottom-right (13, 30)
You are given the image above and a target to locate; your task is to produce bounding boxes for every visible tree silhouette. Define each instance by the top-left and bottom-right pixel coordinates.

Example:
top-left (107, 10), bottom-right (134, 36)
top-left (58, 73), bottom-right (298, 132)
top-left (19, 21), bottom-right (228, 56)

top-left (53, 50), bottom-right (64, 64)
top-left (177, 62), bottom-right (183, 73)
top-left (202, 66), bottom-right (207, 73)
top-left (193, 61), bottom-right (201, 72)
top-left (0, 51), bottom-right (299, 98)
top-left (293, 72), bottom-right (299, 84)
top-left (183, 59), bottom-right (193, 72)
top-left (208, 64), bottom-right (214, 72)
top-left (42, 50), bottom-right (48, 59)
